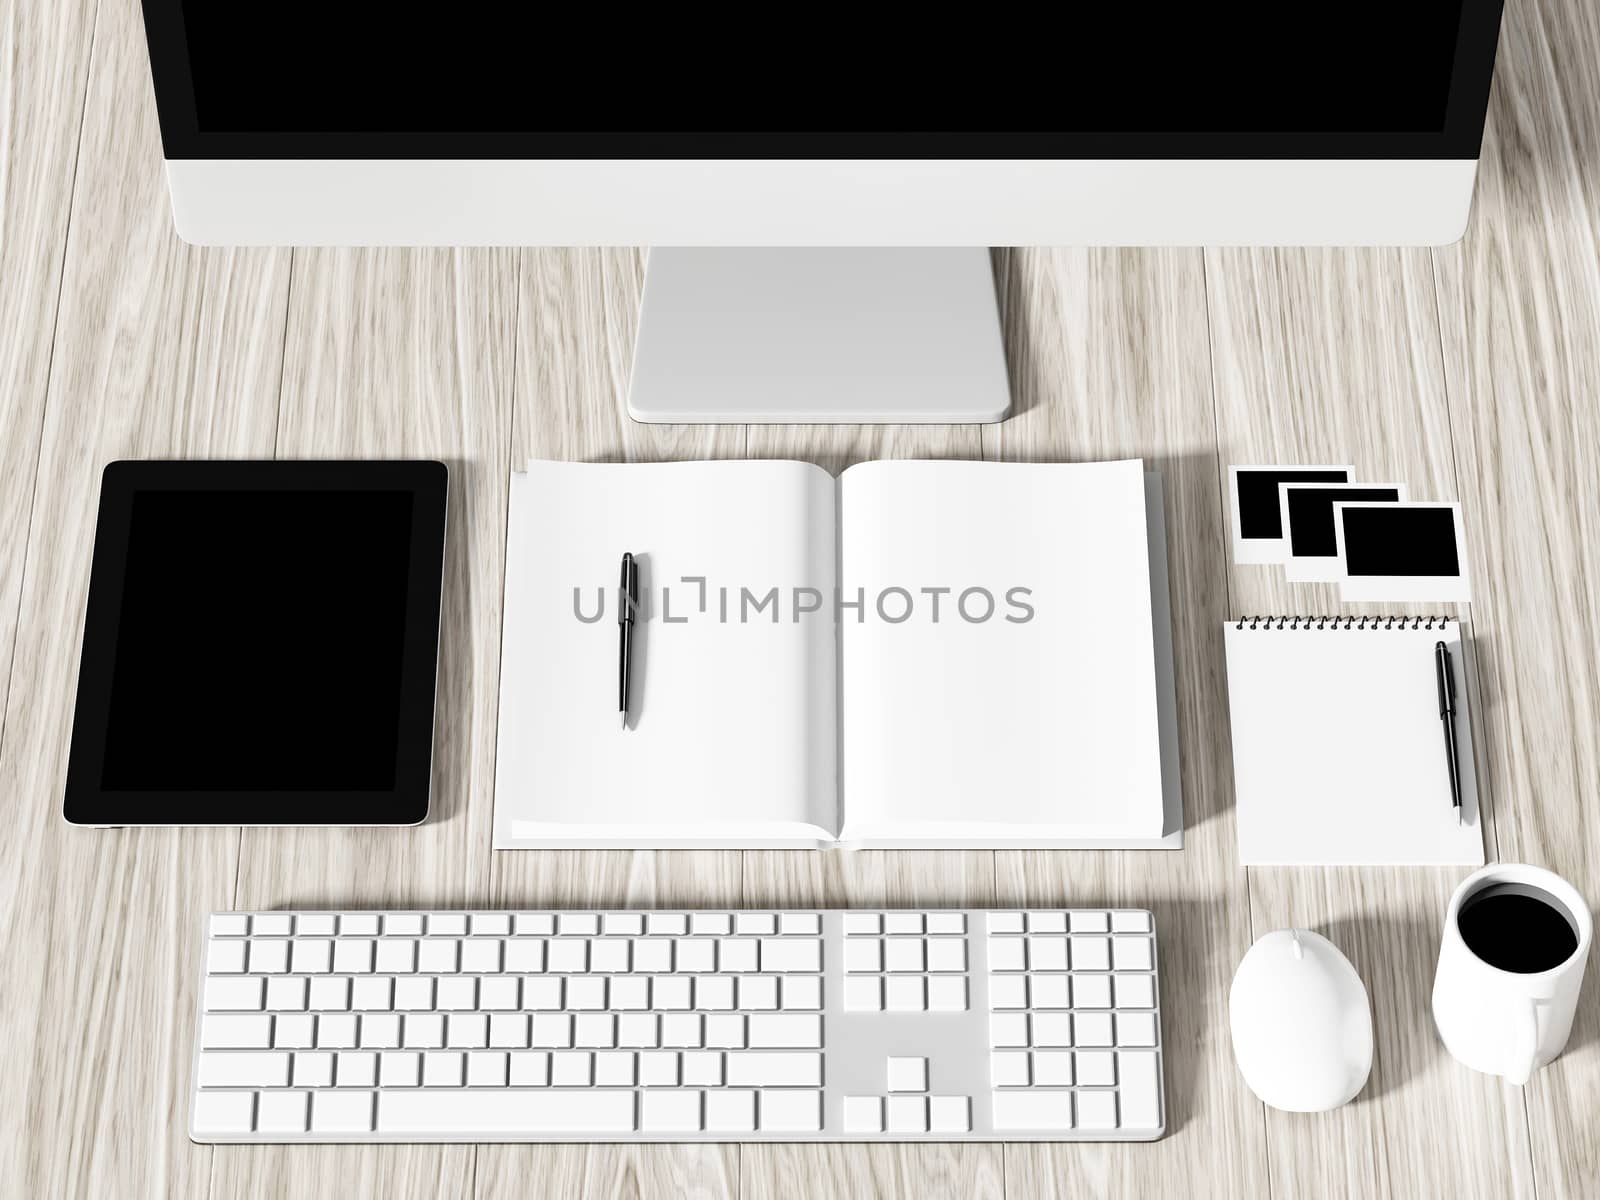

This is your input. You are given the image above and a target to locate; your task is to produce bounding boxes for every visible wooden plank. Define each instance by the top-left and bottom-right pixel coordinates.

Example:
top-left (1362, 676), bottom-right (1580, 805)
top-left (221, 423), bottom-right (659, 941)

top-left (1432, 0), bottom-right (1600, 1194)
top-left (477, 247), bottom-right (745, 1199)
top-left (1207, 243), bottom-right (1534, 1199)
top-left (212, 246), bottom-right (516, 1199)
top-left (0, 0), bottom-right (288, 1193)
top-left (0, 0), bottom-right (99, 742)
top-left (743, 1143), bottom-right (1003, 1200)
top-left (983, 247), bottom-right (1270, 1199)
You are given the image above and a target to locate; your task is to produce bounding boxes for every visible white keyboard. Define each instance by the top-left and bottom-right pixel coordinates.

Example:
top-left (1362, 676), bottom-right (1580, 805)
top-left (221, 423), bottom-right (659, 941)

top-left (190, 908), bottom-right (1164, 1142)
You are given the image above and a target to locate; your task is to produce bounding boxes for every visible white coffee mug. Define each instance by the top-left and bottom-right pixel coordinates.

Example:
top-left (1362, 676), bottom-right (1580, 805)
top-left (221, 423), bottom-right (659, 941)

top-left (1432, 863), bottom-right (1592, 1085)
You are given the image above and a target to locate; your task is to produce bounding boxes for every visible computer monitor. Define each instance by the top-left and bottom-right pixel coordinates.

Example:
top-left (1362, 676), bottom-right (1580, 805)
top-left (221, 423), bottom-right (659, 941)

top-left (141, 3), bottom-right (1505, 423)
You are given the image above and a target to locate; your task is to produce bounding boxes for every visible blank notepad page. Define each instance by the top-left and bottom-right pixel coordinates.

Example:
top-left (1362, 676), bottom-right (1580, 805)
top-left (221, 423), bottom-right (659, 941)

top-left (1223, 618), bottom-right (1484, 866)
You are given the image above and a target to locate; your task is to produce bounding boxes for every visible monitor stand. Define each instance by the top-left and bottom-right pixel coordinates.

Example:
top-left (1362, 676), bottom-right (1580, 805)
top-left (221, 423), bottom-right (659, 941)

top-left (627, 248), bottom-right (1012, 424)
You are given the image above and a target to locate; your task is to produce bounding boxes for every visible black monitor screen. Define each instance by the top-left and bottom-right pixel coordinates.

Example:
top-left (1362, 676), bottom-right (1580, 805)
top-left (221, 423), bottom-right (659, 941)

top-left (149, 2), bottom-right (1503, 159)
top-left (101, 490), bottom-right (414, 791)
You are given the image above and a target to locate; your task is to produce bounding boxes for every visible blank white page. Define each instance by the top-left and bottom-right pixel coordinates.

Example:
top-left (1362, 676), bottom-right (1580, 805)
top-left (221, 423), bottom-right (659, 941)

top-left (1224, 619), bottom-right (1484, 866)
top-left (494, 460), bottom-right (838, 847)
top-left (837, 459), bottom-right (1165, 843)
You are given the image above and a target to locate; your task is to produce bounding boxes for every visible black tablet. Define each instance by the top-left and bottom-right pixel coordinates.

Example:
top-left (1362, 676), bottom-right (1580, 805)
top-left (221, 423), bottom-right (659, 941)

top-left (64, 460), bottom-right (448, 826)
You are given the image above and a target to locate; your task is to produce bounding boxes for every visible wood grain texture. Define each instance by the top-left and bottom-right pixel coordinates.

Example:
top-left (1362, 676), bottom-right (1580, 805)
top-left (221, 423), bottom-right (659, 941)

top-left (1433, 0), bottom-right (1600, 1193)
top-left (1206, 243), bottom-right (1535, 1199)
top-left (0, 0), bottom-right (288, 1195)
top-left (0, 0), bottom-right (98, 748)
top-left (5, 0), bottom-right (1600, 1194)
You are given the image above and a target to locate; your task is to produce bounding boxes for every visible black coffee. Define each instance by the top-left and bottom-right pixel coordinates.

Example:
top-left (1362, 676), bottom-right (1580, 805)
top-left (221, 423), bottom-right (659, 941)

top-left (1457, 883), bottom-right (1579, 974)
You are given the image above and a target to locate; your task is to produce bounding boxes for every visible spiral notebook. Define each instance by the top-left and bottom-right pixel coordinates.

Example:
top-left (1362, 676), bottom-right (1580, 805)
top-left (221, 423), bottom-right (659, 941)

top-left (1223, 616), bottom-right (1485, 866)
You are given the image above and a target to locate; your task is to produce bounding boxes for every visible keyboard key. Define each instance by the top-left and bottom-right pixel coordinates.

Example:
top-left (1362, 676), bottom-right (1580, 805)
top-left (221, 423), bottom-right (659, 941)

top-left (266, 976), bottom-right (308, 1012)
top-left (737, 976), bottom-right (777, 1010)
top-left (202, 1014), bottom-right (273, 1049)
top-left (632, 939), bottom-right (672, 973)
top-left (1029, 936), bottom-right (1069, 971)
top-left (990, 975), bottom-right (1027, 1009)
top-left (991, 1091), bottom-right (1073, 1131)
top-left (1070, 911), bottom-right (1109, 933)
top-left (603, 914), bottom-right (643, 936)
top-left (336, 1051), bottom-right (377, 1087)
top-left (691, 913), bottom-right (731, 935)
top-left (249, 940), bottom-right (290, 974)
top-left (333, 940), bottom-right (374, 973)
top-left (761, 939), bottom-right (820, 972)
top-left (209, 915), bottom-right (250, 937)
top-left (618, 1013), bottom-right (659, 1048)
top-left (927, 938), bottom-right (966, 972)
top-left (567, 977), bottom-right (607, 1009)
top-left (735, 914), bottom-right (774, 935)
top-left (558, 1048), bottom-right (605, 1091)
top-left (515, 913), bottom-right (554, 936)
top-left (845, 939), bottom-right (881, 973)
top-left (313, 1090), bottom-right (376, 1133)
top-left (1076, 1013), bottom-right (1114, 1046)
top-left (930, 1095), bottom-right (970, 1133)
top-left (351, 977), bottom-right (394, 1011)
top-left (380, 1051), bottom-right (421, 1087)
top-left (198, 1051), bottom-right (290, 1087)
top-left (1115, 974), bottom-right (1155, 1009)
top-left (1077, 1091), bottom-right (1118, 1130)
top-left (461, 939), bottom-right (502, 973)
top-left (842, 914), bottom-right (880, 935)
top-left (521, 977), bottom-right (562, 1010)
top-left (429, 914), bottom-right (467, 937)
top-left (531, 1013), bottom-right (573, 1048)
top-left (758, 1089), bottom-right (821, 1132)
top-left (884, 913), bottom-right (923, 935)
top-left (379, 1089), bottom-right (635, 1134)
top-left (384, 915), bottom-right (425, 936)
top-left (317, 1013), bottom-right (358, 1048)
top-left (1072, 937), bottom-right (1111, 971)
top-left (1113, 937), bottom-right (1153, 971)
top-left (1031, 975), bottom-right (1071, 1009)
top-left (642, 1089), bottom-right (702, 1131)
top-left (1117, 1013), bottom-right (1158, 1047)
top-left (417, 939), bottom-right (459, 973)
top-left (1073, 974), bottom-right (1112, 1008)
top-left (503, 939), bottom-right (546, 972)
top-left (424, 1051), bottom-right (465, 1087)
top-left (1076, 1050), bottom-right (1117, 1086)
top-left (472, 914), bottom-right (512, 936)
top-left (718, 939), bottom-right (758, 972)
top-left (1033, 1013), bottom-right (1072, 1047)
top-left (991, 1050), bottom-right (1030, 1086)
top-left (292, 940), bottom-right (334, 974)
top-left (704, 1014), bottom-right (746, 1048)
top-left (726, 1052), bottom-right (821, 1087)
top-left (927, 976), bottom-right (968, 1012)
top-left (779, 913), bottom-right (819, 935)
top-left (489, 1013), bottom-right (530, 1048)
top-left (695, 976), bottom-right (734, 1010)
top-left (257, 1090), bottom-right (310, 1134)
top-left (885, 976), bottom-right (925, 1012)
top-left (782, 976), bottom-right (822, 1010)
top-left (559, 914), bottom-right (599, 936)
top-left (884, 939), bottom-right (925, 973)
top-left (590, 939), bottom-right (630, 972)
top-left (448, 1013), bottom-right (490, 1048)
top-left (674, 939), bottom-right (716, 972)
top-left (467, 1050), bottom-right (509, 1087)
top-left (987, 912), bottom-right (1025, 934)
top-left (706, 1088), bottom-right (756, 1132)
top-left (926, 913), bottom-right (965, 934)
top-left (647, 913), bottom-right (687, 936)
top-left (193, 1091), bottom-right (255, 1134)
top-left (204, 977), bottom-right (265, 1011)
top-left (358, 1014), bottom-right (400, 1048)
top-left (435, 977), bottom-right (477, 1010)
top-left (253, 915), bottom-right (294, 936)
top-left (392, 977), bottom-right (434, 1011)
top-left (1027, 912), bottom-right (1068, 933)
top-left (887, 1095), bottom-right (927, 1133)
top-left (508, 1051), bottom-right (549, 1086)
top-left (661, 1013), bottom-right (702, 1048)
top-left (843, 1095), bottom-right (883, 1132)
top-left (748, 1013), bottom-right (821, 1048)
top-left (341, 916), bottom-right (380, 937)
top-left (844, 977), bottom-right (882, 1012)
top-left (577, 1013), bottom-right (618, 1048)
top-left (275, 1013), bottom-right (317, 1048)
top-left (1033, 1050), bottom-right (1073, 1085)
top-left (595, 1050), bottom-right (636, 1086)
top-left (886, 1056), bottom-right (927, 1092)
top-left (681, 1050), bottom-right (722, 1086)
top-left (206, 940), bottom-right (248, 974)
top-left (547, 939), bottom-right (587, 973)
top-left (1118, 1050), bottom-right (1161, 1129)
top-left (610, 976), bottom-right (650, 1010)
top-left (479, 976), bottom-right (519, 1011)
top-left (988, 937), bottom-right (1026, 971)
top-left (638, 1051), bottom-right (679, 1086)
top-left (405, 1013), bottom-right (446, 1048)
top-left (1112, 910), bottom-right (1151, 933)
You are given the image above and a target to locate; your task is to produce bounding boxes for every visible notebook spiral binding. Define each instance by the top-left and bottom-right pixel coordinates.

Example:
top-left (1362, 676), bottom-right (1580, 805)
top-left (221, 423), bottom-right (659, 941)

top-left (1234, 614), bottom-right (1452, 631)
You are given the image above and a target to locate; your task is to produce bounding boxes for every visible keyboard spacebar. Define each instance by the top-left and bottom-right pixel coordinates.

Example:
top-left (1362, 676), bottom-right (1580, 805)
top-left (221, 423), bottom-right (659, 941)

top-left (379, 1090), bottom-right (637, 1134)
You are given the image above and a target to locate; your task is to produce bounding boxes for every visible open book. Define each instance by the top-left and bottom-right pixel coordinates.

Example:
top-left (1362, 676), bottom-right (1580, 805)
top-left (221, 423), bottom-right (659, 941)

top-left (493, 459), bottom-right (1181, 849)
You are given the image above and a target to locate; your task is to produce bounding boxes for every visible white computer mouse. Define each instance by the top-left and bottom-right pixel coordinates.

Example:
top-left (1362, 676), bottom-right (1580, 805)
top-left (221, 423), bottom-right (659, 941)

top-left (1229, 928), bottom-right (1373, 1112)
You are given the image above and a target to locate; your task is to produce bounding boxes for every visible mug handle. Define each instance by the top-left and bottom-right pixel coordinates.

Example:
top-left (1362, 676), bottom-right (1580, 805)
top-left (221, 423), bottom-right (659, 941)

top-left (1505, 999), bottom-right (1541, 1086)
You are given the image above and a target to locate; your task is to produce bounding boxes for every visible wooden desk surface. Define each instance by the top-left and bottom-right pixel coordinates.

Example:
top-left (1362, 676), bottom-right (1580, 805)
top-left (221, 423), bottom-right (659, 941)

top-left (2, 0), bottom-right (1598, 1195)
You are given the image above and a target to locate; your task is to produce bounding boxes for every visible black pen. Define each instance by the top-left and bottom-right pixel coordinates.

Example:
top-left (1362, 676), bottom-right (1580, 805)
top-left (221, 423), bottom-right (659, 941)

top-left (1435, 640), bottom-right (1463, 825)
top-left (618, 552), bottom-right (638, 729)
